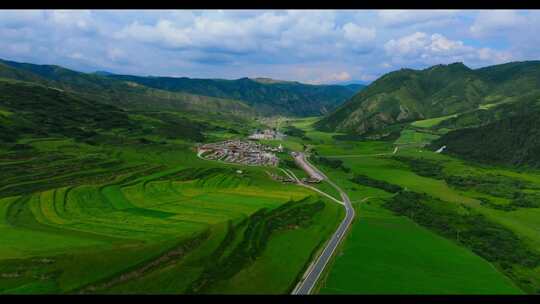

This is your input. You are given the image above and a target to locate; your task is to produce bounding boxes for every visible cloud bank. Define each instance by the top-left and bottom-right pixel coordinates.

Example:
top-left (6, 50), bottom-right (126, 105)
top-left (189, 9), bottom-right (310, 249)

top-left (0, 10), bottom-right (537, 84)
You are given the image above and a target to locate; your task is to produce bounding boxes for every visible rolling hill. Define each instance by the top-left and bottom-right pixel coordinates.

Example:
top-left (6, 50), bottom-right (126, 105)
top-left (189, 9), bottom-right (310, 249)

top-left (0, 59), bottom-right (257, 118)
top-left (316, 61), bottom-right (540, 135)
top-left (430, 110), bottom-right (540, 168)
top-left (102, 74), bottom-right (361, 116)
top-left (0, 78), bottom-right (241, 145)
top-left (0, 58), bottom-right (361, 117)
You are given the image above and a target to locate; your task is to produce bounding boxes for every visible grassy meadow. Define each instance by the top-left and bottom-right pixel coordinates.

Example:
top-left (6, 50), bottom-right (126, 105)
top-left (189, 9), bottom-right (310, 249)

top-left (0, 115), bottom-right (344, 294)
top-left (280, 116), bottom-right (540, 294)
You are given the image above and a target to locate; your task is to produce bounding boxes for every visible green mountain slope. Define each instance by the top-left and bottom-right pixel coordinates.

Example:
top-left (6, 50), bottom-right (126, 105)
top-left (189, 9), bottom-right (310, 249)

top-left (103, 74), bottom-right (361, 116)
top-left (0, 78), bottom-right (134, 143)
top-left (0, 59), bottom-right (256, 118)
top-left (0, 58), bottom-right (360, 117)
top-left (430, 111), bottom-right (540, 168)
top-left (317, 61), bottom-right (540, 134)
top-left (0, 78), bottom-right (245, 145)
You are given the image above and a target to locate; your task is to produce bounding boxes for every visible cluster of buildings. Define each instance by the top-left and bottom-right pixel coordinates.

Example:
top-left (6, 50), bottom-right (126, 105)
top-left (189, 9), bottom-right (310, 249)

top-left (198, 140), bottom-right (282, 167)
top-left (248, 128), bottom-right (285, 140)
top-left (266, 171), bottom-right (295, 183)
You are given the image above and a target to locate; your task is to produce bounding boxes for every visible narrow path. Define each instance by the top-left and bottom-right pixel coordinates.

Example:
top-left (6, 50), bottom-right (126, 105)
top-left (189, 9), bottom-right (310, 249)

top-left (291, 152), bottom-right (355, 295)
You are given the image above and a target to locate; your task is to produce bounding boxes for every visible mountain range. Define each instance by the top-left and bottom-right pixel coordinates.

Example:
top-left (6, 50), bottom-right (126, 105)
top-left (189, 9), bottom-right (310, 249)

top-left (0, 58), bottom-right (363, 117)
top-left (100, 74), bottom-right (363, 116)
top-left (316, 61), bottom-right (540, 135)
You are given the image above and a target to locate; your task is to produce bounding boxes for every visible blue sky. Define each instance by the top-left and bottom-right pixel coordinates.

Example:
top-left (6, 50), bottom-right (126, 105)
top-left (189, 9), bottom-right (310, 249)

top-left (0, 10), bottom-right (538, 84)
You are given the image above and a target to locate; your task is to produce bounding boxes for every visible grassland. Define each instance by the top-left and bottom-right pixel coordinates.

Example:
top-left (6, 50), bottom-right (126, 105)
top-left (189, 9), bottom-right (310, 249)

top-left (394, 129), bottom-right (440, 145)
top-left (4, 102), bottom-right (540, 295)
top-left (281, 117), bottom-right (540, 294)
top-left (318, 200), bottom-right (521, 294)
top-left (0, 115), bottom-right (343, 294)
top-left (411, 114), bottom-right (458, 128)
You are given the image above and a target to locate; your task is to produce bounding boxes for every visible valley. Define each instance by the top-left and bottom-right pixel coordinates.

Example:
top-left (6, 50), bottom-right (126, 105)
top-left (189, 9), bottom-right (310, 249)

top-left (1, 57), bottom-right (540, 295)
top-left (275, 116), bottom-right (540, 294)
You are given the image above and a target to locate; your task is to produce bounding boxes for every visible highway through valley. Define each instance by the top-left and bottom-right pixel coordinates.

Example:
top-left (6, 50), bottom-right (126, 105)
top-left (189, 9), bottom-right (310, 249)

top-left (290, 152), bottom-right (355, 295)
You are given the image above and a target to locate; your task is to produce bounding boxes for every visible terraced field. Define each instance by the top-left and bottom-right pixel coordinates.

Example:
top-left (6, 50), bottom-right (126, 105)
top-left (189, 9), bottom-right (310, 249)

top-left (0, 135), bottom-right (343, 294)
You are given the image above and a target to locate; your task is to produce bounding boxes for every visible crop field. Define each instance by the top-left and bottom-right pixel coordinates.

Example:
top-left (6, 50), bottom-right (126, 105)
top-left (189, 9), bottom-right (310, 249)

top-left (0, 128), bottom-right (343, 294)
top-left (4, 107), bottom-right (540, 295)
top-left (289, 117), bottom-right (540, 294)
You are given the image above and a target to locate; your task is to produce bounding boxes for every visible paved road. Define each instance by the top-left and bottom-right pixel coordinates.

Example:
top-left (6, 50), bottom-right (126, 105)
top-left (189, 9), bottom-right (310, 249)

top-left (291, 152), bottom-right (355, 295)
top-left (282, 168), bottom-right (344, 206)
top-left (292, 152), bottom-right (325, 181)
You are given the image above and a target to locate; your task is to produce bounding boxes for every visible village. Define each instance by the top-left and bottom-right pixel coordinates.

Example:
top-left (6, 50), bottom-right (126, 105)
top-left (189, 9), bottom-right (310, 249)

top-left (197, 138), bottom-right (283, 167)
top-left (197, 128), bottom-right (323, 184)
top-left (248, 128), bottom-right (285, 140)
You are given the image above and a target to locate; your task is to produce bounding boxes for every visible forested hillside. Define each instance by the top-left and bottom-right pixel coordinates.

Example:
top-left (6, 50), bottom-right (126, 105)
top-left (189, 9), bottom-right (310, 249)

top-left (104, 74), bottom-right (361, 116)
top-left (0, 58), bottom-right (360, 117)
top-left (431, 111), bottom-right (540, 168)
top-left (316, 61), bottom-right (540, 135)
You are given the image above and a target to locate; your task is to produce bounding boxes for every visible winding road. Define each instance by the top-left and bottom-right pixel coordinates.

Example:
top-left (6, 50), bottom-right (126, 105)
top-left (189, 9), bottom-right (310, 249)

top-left (290, 152), bottom-right (355, 295)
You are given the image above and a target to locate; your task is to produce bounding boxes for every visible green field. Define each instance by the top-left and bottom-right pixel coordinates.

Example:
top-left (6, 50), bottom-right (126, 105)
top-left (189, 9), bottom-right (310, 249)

top-left (395, 129), bottom-right (440, 146)
top-left (318, 200), bottom-right (521, 294)
top-left (285, 117), bottom-right (540, 294)
top-left (0, 116), bottom-right (344, 294)
top-left (411, 114), bottom-right (458, 128)
top-left (3, 107), bottom-right (540, 294)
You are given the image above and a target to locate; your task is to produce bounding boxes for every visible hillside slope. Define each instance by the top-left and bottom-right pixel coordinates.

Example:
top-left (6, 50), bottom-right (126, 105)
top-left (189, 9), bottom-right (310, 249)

top-left (430, 111), bottom-right (540, 168)
top-left (0, 78), bottom-right (244, 145)
top-left (316, 61), bottom-right (540, 134)
top-left (104, 74), bottom-right (361, 116)
top-left (0, 59), bottom-right (256, 118)
top-left (0, 58), bottom-right (360, 117)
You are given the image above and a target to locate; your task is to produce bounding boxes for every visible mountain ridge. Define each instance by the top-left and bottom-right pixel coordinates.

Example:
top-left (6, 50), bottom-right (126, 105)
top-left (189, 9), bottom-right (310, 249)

top-left (0, 58), bottom-right (361, 117)
top-left (316, 61), bottom-right (540, 135)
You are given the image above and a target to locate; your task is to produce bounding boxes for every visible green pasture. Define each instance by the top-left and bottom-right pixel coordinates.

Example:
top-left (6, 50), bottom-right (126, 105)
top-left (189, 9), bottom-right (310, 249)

top-left (0, 130), bottom-right (345, 294)
top-left (395, 129), bottom-right (440, 145)
top-left (319, 200), bottom-right (522, 294)
top-left (411, 114), bottom-right (458, 128)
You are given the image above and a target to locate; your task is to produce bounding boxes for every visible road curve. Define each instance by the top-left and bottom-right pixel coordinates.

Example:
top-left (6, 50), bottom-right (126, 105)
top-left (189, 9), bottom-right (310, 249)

top-left (291, 152), bottom-right (355, 295)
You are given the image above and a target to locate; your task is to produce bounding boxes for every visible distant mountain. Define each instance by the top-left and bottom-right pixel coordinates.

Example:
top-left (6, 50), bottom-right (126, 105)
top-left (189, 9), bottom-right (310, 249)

top-left (250, 77), bottom-right (297, 84)
top-left (316, 61), bottom-right (540, 135)
top-left (342, 83), bottom-right (366, 92)
top-left (92, 70), bottom-right (116, 76)
top-left (0, 58), bottom-right (355, 117)
top-left (430, 110), bottom-right (540, 168)
top-left (103, 74), bottom-right (358, 116)
top-left (0, 78), bottom-right (134, 143)
top-left (0, 58), bottom-right (256, 117)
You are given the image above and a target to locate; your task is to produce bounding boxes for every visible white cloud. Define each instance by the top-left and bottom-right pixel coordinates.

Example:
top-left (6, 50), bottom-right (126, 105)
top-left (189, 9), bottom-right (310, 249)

top-left (47, 10), bottom-right (96, 32)
top-left (0, 10), bottom-right (534, 84)
top-left (342, 23), bottom-right (376, 51)
top-left (378, 10), bottom-right (459, 28)
top-left (470, 10), bottom-right (524, 37)
top-left (6, 43), bottom-right (31, 55)
top-left (311, 71), bottom-right (352, 84)
top-left (67, 52), bottom-right (85, 60)
top-left (477, 47), bottom-right (512, 63)
top-left (106, 47), bottom-right (126, 62)
top-left (385, 31), bottom-right (512, 66)
top-left (0, 10), bottom-right (45, 28)
top-left (385, 32), bottom-right (430, 57)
